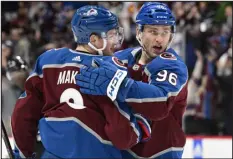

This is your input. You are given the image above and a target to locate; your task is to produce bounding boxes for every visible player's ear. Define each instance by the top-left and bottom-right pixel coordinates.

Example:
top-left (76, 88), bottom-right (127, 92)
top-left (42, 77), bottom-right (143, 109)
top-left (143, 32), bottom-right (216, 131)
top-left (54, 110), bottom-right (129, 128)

top-left (90, 34), bottom-right (97, 43)
top-left (90, 34), bottom-right (102, 49)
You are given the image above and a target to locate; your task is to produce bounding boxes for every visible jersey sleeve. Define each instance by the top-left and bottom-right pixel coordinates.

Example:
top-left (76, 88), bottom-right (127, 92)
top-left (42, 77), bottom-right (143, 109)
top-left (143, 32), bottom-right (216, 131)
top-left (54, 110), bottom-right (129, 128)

top-left (89, 96), bottom-right (147, 150)
top-left (123, 55), bottom-right (188, 121)
top-left (11, 56), bottom-right (44, 158)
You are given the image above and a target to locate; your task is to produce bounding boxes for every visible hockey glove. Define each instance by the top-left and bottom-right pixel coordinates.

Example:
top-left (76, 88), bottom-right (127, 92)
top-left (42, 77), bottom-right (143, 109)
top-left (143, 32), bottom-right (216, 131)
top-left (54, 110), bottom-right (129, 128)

top-left (76, 57), bottom-right (134, 101)
top-left (134, 113), bottom-right (151, 142)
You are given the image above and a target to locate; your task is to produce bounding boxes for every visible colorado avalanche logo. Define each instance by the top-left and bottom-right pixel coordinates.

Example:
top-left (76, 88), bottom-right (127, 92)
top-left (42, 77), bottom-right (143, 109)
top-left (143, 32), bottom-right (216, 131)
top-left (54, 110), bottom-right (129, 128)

top-left (85, 8), bottom-right (98, 16)
top-left (112, 57), bottom-right (126, 68)
top-left (160, 52), bottom-right (177, 60)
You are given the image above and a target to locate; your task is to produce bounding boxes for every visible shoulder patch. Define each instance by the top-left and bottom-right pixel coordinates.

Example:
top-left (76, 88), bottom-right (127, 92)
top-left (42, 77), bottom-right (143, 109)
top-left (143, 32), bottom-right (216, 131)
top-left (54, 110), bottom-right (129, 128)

top-left (160, 52), bottom-right (177, 60)
top-left (112, 57), bottom-right (126, 68)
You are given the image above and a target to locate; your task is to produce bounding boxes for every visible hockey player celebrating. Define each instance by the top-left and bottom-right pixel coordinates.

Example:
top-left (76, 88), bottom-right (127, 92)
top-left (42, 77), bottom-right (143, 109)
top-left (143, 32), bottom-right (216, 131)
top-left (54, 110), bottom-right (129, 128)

top-left (11, 5), bottom-right (151, 158)
top-left (76, 2), bottom-right (188, 159)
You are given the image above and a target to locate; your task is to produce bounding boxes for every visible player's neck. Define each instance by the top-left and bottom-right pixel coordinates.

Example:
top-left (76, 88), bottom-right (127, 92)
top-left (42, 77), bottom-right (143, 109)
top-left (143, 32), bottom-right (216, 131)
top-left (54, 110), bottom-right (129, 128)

top-left (138, 51), bottom-right (153, 65)
top-left (75, 45), bottom-right (98, 55)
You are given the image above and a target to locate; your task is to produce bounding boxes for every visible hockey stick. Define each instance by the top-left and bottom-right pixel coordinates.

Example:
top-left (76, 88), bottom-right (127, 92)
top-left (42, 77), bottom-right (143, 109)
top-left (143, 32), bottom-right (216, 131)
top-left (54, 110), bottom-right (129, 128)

top-left (1, 119), bottom-right (14, 159)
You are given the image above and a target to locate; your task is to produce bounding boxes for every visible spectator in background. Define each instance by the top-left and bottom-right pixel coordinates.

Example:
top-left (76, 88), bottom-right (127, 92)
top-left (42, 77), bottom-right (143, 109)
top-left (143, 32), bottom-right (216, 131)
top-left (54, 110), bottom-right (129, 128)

top-left (184, 49), bottom-right (219, 135)
top-left (2, 56), bottom-right (29, 136)
top-left (216, 38), bottom-right (232, 135)
top-left (2, 40), bottom-right (14, 76)
top-left (224, 4), bottom-right (232, 31)
top-left (2, 56), bottom-right (45, 158)
top-left (216, 38), bottom-right (232, 78)
top-left (12, 27), bottom-right (31, 65)
top-left (170, 2), bottom-right (186, 60)
top-left (186, 50), bottom-right (204, 118)
top-left (6, 56), bottom-right (29, 91)
top-left (2, 42), bottom-right (15, 135)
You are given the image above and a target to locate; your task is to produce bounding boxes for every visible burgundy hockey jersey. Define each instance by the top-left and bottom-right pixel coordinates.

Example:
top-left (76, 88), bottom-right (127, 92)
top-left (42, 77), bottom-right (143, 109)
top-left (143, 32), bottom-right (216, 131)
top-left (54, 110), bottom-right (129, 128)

top-left (115, 47), bottom-right (188, 158)
top-left (11, 48), bottom-right (147, 158)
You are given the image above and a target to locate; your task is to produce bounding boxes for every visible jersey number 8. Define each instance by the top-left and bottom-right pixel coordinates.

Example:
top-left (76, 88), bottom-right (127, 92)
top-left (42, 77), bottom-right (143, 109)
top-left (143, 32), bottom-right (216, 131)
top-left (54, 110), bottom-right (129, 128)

top-left (60, 88), bottom-right (86, 109)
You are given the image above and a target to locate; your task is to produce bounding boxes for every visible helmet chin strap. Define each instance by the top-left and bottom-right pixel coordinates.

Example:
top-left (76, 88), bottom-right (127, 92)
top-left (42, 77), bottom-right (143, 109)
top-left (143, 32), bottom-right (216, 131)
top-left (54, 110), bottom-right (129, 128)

top-left (166, 33), bottom-right (175, 50)
top-left (88, 38), bottom-right (107, 55)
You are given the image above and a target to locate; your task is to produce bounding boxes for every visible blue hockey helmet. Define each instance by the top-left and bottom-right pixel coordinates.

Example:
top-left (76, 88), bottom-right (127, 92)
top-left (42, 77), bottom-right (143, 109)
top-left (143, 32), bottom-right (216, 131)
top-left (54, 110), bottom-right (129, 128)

top-left (71, 5), bottom-right (119, 44)
top-left (136, 2), bottom-right (176, 33)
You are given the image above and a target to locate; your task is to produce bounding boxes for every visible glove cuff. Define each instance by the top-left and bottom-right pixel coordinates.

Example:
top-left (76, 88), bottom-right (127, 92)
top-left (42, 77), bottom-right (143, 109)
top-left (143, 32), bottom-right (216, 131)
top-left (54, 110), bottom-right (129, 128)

top-left (106, 70), bottom-right (128, 101)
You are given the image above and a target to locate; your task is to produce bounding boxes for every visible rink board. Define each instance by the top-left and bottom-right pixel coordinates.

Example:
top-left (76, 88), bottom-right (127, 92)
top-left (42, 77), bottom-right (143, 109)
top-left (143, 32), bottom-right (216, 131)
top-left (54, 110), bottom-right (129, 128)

top-left (1, 136), bottom-right (232, 158)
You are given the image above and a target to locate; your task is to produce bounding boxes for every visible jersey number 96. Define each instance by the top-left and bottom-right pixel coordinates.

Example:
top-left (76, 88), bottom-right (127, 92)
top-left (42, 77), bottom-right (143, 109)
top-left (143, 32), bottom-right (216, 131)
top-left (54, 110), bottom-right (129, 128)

top-left (156, 70), bottom-right (177, 86)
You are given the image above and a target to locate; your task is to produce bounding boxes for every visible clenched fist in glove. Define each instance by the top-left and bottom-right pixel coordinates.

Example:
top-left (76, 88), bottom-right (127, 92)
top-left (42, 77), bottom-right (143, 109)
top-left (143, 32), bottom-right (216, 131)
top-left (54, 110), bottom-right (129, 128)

top-left (76, 57), bottom-right (134, 101)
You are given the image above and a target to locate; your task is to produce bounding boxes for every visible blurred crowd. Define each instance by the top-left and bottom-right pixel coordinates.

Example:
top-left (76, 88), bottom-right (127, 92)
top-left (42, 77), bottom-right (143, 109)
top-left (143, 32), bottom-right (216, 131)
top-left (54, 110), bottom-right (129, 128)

top-left (1, 2), bottom-right (232, 136)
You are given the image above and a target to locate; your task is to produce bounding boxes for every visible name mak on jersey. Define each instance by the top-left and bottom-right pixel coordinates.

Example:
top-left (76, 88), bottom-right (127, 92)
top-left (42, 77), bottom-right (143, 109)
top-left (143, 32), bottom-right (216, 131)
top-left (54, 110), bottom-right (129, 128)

top-left (57, 70), bottom-right (79, 85)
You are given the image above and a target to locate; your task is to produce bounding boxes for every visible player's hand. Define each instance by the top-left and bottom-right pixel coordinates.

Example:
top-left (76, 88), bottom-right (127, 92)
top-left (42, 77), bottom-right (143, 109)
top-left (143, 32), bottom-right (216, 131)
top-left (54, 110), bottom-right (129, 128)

top-left (76, 57), bottom-right (134, 101)
top-left (134, 113), bottom-right (151, 142)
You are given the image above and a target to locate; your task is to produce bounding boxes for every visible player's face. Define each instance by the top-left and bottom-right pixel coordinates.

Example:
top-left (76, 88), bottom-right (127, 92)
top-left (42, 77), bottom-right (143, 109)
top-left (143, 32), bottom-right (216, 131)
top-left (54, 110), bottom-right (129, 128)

top-left (139, 25), bottom-right (172, 58)
top-left (102, 27), bottom-right (124, 56)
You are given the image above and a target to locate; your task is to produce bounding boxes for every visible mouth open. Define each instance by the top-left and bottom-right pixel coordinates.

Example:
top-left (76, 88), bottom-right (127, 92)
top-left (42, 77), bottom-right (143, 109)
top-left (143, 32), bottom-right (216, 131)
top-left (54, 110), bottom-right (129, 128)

top-left (153, 46), bottom-right (163, 54)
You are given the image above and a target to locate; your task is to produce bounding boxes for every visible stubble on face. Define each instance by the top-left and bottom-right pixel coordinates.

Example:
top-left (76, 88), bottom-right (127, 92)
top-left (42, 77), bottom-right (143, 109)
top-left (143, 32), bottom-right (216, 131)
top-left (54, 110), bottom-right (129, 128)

top-left (139, 25), bottom-right (172, 63)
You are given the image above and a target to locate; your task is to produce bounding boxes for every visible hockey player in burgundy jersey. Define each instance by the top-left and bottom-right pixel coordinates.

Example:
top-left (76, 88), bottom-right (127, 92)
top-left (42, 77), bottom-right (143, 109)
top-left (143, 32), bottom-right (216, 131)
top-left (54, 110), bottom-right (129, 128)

top-left (11, 6), bottom-right (151, 159)
top-left (76, 2), bottom-right (188, 159)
